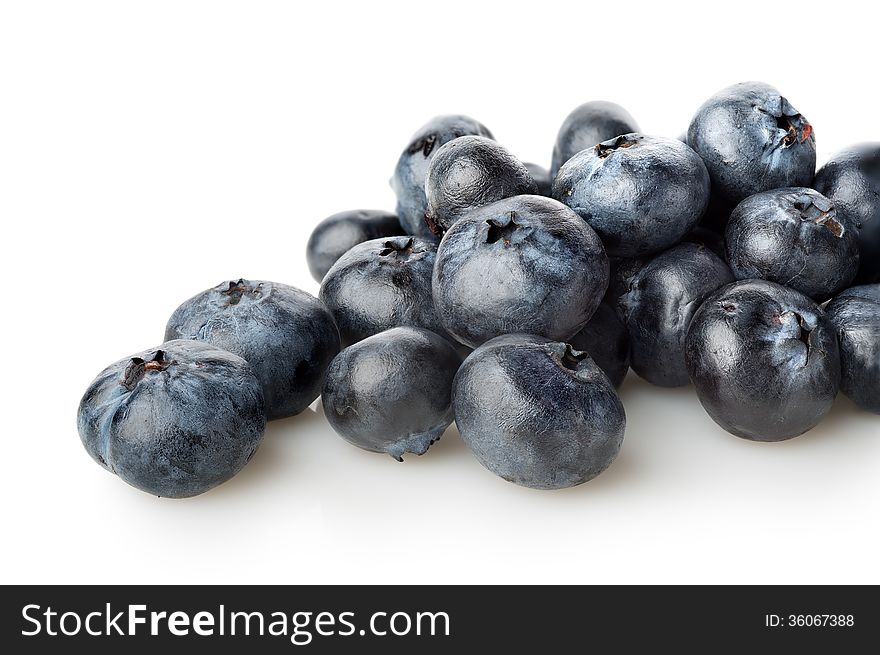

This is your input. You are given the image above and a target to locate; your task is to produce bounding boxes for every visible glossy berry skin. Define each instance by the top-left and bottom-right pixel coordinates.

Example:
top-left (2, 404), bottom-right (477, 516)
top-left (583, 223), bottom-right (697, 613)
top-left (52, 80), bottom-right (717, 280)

top-left (814, 143), bottom-right (880, 283)
top-left (550, 101), bottom-right (640, 180)
top-left (825, 284), bottom-right (880, 413)
top-left (165, 280), bottom-right (339, 420)
top-left (77, 340), bottom-right (266, 498)
top-left (616, 243), bottom-right (733, 387)
top-left (433, 195), bottom-right (609, 348)
top-left (390, 115), bottom-right (493, 239)
top-left (454, 334), bottom-right (625, 490)
top-left (322, 327), bottom-right (462, 460)
top-left (425, 136), bottom-right (537, 234)
top-left (524, 162), bottom-right (552, 196)
top-left (552, 134), bottom-right (710, 257)
top-left (685, 280), bottom-right (840, 441)
top-left (688, 82), bottom-right (816, 208)
top-left (306, 209), bottom-right (404, 282)
top-left (319, 236), bottom-right (447, 347)
top-left (725, 188), bottom-right (859, 301)
top-left (568, 302), bottom-right (630, 388)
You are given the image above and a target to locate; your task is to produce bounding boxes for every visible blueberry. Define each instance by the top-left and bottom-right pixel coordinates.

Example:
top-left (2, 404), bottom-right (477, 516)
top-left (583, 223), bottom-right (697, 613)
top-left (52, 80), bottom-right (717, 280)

top-left (77, 340), bottom-right (266, 498)
top-left (425, 136), bottom-right (537, 234)
top-left (825, 284), bottom-right (880, 414)
top-left (567, 302), bottom-right (630, 387)
top-left (390, 115), bottom-right (493, 239)
top-left (322, 327), bottom-right (462, 460)
top-left (685, 280), bottom-right (840, 441)
top-left (688, 82), bottom-right (816, 208)
top-left (306, 209), bottom-right (404, 282)
top-left (165, 280), bottom-right (340, 420)
top-left (814, 143), bottom-right (880, 283)
top-left (552, 134), bottom-right (710, 257)
top-left (725, 188), bottom-right (860, 301)
top-left (523, 162), bottom-right (552, 196)
top-left (319, 235), bottom-right (448, 347)
top-left (550, 101), bottom-right (640, 179)
top-left (615, 242), bottom-right (734, 387)
top-left (432, 195), bottom-right (609, 348)
top-left (453, 334), bottom-right (625, 490)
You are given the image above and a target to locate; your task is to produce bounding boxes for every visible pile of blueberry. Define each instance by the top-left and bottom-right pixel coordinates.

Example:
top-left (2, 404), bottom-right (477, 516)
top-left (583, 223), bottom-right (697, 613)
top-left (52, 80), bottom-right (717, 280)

top-left (78, 82), bottom-right (880, 497)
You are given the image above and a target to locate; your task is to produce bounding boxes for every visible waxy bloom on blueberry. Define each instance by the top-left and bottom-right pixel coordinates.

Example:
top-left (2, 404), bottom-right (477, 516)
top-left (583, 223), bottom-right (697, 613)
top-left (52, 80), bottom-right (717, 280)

top-left (78, 340), bottom-right (266, 498)
top-left (454, 334), bottom-right (626, 490)
top-left (166, 279), bottom-right (340, 420)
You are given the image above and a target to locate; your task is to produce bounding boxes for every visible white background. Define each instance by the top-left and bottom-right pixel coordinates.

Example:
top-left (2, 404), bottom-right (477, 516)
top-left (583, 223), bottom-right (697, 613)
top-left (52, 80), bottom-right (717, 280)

top-left (2, 0), bottom-right (878, 585)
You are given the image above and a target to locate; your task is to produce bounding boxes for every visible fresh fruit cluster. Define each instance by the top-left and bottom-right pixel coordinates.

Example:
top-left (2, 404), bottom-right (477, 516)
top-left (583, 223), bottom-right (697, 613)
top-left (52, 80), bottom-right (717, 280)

top-left (78, 82), bottom-right (880, 497)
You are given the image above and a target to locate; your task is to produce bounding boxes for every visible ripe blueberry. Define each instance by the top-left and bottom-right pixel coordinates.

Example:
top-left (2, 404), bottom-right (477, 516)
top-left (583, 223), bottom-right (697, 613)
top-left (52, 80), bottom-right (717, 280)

top-left (432, 195), bottom-right (609, 348)
top-left (319, 235), bottom-right (448, 347)
top-left (688, 82), bottom-right (816, 208)
top-left (322, 327), bottom-right (462, 460)
top-left (165, 280), bottom-right (340, 420)
top-left (552, 133), bottom-right (710, 257)
top-left (725, 188), bottom-right (859, 301)
top-left (814, 143), bottom-right (880, 283)
top-left (78, 340), bottom-right (266, 498)
top-left (685, 280), bottom-right (840, 441)
top-left (825, 284), bottom-right (880, 414)
top-left (390, 115), bottom-right (493, 239)
top-left (616, 242), bottom-right (734, 387)
top-left (425, 136), bottom-right (537, 234)
top-left (454, 334), bottom-right (626, 490)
